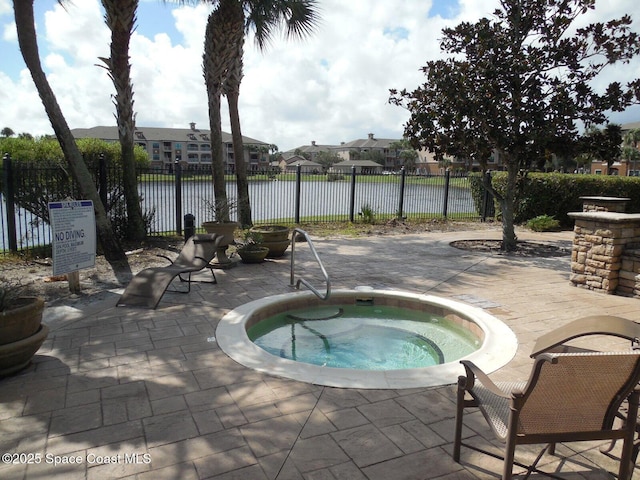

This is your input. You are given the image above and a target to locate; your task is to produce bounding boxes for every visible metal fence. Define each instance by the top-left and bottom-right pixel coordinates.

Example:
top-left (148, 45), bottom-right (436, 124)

top-left (1, 156), bottom-right (491, 254)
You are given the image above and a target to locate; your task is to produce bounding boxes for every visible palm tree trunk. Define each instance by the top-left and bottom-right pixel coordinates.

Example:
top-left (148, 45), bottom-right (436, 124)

top-left (101, 0), bottom-right (146, 241)
top-left (203, 5), bottom-right (233, 222)
top-left (224, 3), bottom-right (252, 227)
top-left (13, 0), bottom-right (126, 263)
top-left (227, 90), bottom-right (252, 226)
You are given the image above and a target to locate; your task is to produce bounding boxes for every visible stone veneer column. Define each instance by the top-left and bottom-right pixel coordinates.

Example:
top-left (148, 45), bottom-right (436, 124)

top-left (568, 212), bottom-right (640, 294)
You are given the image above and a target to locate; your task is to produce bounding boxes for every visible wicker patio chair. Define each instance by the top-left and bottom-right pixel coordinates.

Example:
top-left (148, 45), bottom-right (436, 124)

top-left (117, 233), bottom-right (222, 309)
top-left (453, 351), bottom-right (640, 480)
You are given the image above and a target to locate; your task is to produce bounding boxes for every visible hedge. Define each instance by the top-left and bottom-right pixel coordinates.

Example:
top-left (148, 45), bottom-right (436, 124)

top-left (470, 172), bottom-right (640, 226)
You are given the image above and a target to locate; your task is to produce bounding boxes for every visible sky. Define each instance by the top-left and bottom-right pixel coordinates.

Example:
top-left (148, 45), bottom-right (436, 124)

top-left (0, 0), bottom-right (639, 153)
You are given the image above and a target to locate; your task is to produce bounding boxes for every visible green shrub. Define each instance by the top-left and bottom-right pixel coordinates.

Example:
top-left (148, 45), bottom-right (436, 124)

top-left (526, 215), bottom-right (561, 232)
top-left (359, 203), bottom-right (376, 224)
top-left (489, 172), bottom-right (640, 226)
top-left (469, 173), bottom-right (495, 218)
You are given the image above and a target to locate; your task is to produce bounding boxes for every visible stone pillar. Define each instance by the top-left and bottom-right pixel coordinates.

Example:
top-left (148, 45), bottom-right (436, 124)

top-left (568, 212), bottom-right (640, 294)
top-left (580, 196), bottom-right (630, 213)
top-left (619, 249), bottom-right (640, 297)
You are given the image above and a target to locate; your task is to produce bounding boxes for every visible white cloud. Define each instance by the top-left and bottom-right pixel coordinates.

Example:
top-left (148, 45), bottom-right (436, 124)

top-left (0, 0), bottom-right (639, 151)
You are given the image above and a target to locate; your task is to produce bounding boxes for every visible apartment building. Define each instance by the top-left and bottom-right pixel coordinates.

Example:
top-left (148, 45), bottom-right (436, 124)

top-left (71, 123), bottom-right (271, 172)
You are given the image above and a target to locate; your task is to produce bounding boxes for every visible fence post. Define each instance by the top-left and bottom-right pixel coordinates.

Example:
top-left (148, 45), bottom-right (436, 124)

top-left (397, 166), bottom-right (406, 219)
top-left (98, 153), bottom-right (108, 210)
top-left (442, 169), bottom-right (451, 217)
top-left (295, 163), bottom-right (301, 224)
top-left (175, 161), bottom-right (182, 236)
top-left (349, 166), bottom-right (356, 222)
top-left (2, 153), bottom-right (17, 252)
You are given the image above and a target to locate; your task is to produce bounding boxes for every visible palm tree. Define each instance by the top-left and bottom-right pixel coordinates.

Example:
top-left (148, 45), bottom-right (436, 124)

top-left (199, 0), bottom-right (319, 225)
top-left (203, 0), bottom-right (239, 222)
top-left (622, 129), bottom-right (640, 176)
top-left (222, 0), bottom-right (319, 226)
top-left (99, 0), bottom-right (146, 241)
top-left (13, 0), bottom-right (126, 263)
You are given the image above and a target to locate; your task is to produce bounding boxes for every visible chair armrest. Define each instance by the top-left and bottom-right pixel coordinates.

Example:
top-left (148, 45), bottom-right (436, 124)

top-left (531, 315), bottom-right (640, 357)
top-left (156, 254), bottom-right (174, 264)
top-left (460, 360), bottom-right (512, 398)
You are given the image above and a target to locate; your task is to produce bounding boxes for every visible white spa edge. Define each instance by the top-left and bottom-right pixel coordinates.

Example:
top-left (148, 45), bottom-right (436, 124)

top-left (215, 289), bottom-right (518, 389)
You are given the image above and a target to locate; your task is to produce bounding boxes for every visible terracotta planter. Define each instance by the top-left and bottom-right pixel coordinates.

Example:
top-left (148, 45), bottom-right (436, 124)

top-left (0, 297), bottom-right (47, 376)
top-left (237, 246), bottom-right (269, 264)
top-left (0, 325), bottom-right (49, 377)
top-left (250, 226), bottom-right (291, 257)
top-left (201, 222), bottom-right (239, 264)
top-left (250, 225), bottom-right (290, 242)
top-left (0, 297), bottom-right (45, 346)
top-left (201, 221), bottom-right (239, 246)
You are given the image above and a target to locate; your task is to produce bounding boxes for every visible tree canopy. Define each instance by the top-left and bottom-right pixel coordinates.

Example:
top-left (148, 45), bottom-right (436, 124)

top-left (390, 0), bottom-right (640, 250)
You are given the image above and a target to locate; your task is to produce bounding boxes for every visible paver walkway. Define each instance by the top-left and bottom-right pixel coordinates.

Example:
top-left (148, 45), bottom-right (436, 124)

top-left (2, 228), bottom-right (640, 479)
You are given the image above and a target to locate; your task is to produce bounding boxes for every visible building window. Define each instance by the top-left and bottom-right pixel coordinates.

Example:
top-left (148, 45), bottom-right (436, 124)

top-left (187, 153), bottom-right (199, 163)
top-left (175, 143), bottom-right (182, 150)
top-left (200, 143), bottom-right (210, 151)
top-left (152, 142), bottom-right (160, 148)
top-left (187, 143), bottom-right (198, 151)
top-left (152, 154), bottom-right (160, 161)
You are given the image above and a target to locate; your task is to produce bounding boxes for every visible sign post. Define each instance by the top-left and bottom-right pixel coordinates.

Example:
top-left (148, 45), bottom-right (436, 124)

top-left (48, 200), bottom-right (96, 293)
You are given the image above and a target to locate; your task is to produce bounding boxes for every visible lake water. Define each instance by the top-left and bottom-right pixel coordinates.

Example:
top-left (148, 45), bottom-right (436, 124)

top-left (2, 178), bottom-right (476, 250)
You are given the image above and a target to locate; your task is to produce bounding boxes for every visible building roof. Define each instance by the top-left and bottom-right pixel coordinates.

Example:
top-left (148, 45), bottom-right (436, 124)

top-left (333, 133), bottom-right (400, 150)
top-left (334, 160), bottom-right (383, 168)
top-left (71, 125), bottom-right (269, 146)
top-left (285, 159), bottom-right (322, 168)
top-left (282, 154), bottom-right (307, 165)
top-left (284, 141), bottom-right (336, 154)
top-left (622, 121), bottom-right (640, 132)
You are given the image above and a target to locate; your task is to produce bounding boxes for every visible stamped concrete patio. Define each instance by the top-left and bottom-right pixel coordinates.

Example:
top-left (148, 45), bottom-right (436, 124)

top-left (2, 227), bottom-right (640, 480)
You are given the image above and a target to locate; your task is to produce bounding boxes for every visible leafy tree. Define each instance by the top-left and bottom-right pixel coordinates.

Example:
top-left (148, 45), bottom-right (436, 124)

top-left (13, 0), bottom-right (126, 262)
top-left (294, 148), bottom-right (311, 160)
top-left (577, 124), bottom-right (623, 174)
top-left (622, 128), bottom-right (640, 175)
top-left (390, 139), bottom-right (419, 171)
top-left (314, 150), bottom-right (341, 173)
top-left (361, 149), bottom-right (386, 166)
top-left (390, 0), bottom-right (640, 251)
top-left (0, 136), bottom-right (148, 227)
top-left (1, 127), bottom-right (15, 138)
top-left (99, 0), bottom-right (146, 241)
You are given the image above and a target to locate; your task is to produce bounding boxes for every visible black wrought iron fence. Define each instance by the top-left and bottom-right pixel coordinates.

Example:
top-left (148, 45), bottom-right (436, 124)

top-left (1, 154), bottom-right (492, 254)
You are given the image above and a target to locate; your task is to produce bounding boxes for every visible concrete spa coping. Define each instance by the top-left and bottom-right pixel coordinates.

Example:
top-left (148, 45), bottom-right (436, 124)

top-left (215, 289), bottom-right (518, 389)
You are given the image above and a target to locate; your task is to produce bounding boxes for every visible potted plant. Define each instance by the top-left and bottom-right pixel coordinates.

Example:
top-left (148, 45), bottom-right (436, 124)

top-left (236, 230), bottom-right (269, 264)
top-left (249, 225), bottom-right (291, 257)
top-left (0, 279), bottom-right (49, 377)
top-left (201, 198), bottom-right (240, 265)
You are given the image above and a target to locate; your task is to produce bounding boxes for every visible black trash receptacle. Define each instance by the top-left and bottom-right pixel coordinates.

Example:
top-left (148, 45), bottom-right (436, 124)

top-left (184, 213), bottom-right (195, 241)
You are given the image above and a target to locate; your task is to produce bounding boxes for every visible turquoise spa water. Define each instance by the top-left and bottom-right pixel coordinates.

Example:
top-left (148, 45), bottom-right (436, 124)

top-left (248, 305), bottom-right (480, 370)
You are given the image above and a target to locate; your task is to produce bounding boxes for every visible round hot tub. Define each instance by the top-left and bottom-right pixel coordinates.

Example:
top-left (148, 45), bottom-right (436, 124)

top-left (215, 289), bottom-right (517, 389)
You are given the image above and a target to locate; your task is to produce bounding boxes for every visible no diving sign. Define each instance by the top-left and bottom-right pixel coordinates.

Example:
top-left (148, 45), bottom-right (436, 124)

top-left (48, 200), bottom-right (96, 276)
